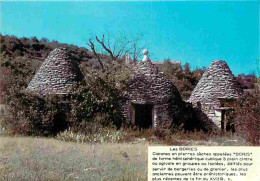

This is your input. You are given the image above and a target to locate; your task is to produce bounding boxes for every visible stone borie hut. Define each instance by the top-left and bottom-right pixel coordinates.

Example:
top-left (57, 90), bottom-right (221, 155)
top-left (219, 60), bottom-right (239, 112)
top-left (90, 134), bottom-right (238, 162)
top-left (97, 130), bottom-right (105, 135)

top-left (26, 48), bottom-right (83, 132)
top-left (188, 60), bottom-right (243, 131)
top-left (122, 50), bottom-right (185, 129)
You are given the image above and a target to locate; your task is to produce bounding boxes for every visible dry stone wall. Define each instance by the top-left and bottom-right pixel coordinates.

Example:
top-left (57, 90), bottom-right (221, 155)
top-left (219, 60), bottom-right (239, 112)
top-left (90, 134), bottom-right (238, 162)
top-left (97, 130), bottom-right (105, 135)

top-left (27, 48), bottom-right (83, 94)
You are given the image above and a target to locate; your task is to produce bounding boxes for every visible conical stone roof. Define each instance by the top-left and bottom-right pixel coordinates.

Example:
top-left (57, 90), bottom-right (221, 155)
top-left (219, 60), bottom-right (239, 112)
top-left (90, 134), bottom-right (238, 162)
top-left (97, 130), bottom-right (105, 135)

top-left (126, 61), bottom-right (183, 104)
top-left (27, 48), bottom-right (83, 94)
top-left (189, 60), bottom-right (243, 104)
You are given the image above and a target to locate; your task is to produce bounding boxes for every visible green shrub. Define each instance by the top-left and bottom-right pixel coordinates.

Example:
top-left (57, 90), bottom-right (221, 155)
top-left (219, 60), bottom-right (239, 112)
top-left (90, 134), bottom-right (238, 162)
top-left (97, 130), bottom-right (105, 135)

top-left (4, 92), bottom-right (69, 136)
top-left (70, 78), bottom-right (126, 129)
top-left (231, 89), bottom-right (260, 145)
top-left (70, 61), bottom-right (133, 130)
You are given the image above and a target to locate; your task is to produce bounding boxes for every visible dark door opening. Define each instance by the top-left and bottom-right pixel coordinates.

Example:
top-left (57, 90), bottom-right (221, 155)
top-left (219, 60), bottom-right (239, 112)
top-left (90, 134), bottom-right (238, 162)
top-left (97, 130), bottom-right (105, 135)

top-left (133, 104), bottom-right (153, 129)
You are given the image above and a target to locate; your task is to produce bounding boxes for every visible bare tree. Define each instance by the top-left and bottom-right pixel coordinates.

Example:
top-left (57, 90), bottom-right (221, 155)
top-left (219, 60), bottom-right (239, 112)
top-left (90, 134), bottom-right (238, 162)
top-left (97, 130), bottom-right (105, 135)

top-left (131, 34), bottom-right (145, 63)
top-left (87, 33), bottom-right (145, 68)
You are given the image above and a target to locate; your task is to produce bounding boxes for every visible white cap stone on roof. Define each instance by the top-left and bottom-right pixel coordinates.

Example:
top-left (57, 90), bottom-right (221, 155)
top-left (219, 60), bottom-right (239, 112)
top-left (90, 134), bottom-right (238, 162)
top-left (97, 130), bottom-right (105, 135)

top-left (142, 49), bottom-right (151, 62)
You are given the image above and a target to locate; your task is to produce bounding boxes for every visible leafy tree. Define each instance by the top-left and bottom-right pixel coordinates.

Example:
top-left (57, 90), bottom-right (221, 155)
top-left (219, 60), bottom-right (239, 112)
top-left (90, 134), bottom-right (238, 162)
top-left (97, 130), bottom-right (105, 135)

top-left (236, 73), bottom-right (256, 89)
top-left (183, 62), bottom-right (191, 73)
top-left (158, 59), bottom-right (202, 100)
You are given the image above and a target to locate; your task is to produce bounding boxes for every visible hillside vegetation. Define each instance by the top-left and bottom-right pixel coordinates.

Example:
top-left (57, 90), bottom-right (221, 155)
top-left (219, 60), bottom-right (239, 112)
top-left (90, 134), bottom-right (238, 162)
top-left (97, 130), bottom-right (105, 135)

top-left (0, 34), bottom-right (259, 145)
top-left (0, 34), bottom-right (204, 134)
top-left (1, 34), bottom-right (256, 102)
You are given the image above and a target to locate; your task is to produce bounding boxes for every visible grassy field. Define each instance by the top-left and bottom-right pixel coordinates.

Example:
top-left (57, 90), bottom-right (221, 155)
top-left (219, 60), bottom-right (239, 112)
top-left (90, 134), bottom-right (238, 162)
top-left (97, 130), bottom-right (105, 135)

top-left (0, 136), bottom-right (148, 181)
top-left (0, 129), bottom-right (250, 181)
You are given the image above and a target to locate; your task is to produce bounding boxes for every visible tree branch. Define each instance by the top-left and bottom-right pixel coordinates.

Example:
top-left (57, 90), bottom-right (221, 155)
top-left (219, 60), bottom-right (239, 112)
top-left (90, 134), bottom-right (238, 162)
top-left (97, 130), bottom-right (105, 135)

top-left (87, 39), bottom-right (104, 70)
top-left (96, 35), bottom-right (115, 61)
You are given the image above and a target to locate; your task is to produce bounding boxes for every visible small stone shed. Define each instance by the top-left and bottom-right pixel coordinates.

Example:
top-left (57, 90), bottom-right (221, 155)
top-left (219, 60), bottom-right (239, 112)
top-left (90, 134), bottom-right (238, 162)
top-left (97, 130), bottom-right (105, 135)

top-left (122, 50), bottom-right (185, 129)
top-left (188, 60), bottom-right (243, 130)
top-left (27, 48), bottom-right (83, 94)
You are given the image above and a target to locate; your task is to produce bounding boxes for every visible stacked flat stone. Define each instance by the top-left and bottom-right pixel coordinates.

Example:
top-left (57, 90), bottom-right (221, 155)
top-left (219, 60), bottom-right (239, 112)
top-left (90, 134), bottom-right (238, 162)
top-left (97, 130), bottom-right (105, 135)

top-left (189, 60), bottom-right (243, 105)
top-left (27, 48), bottom-right (82, 94)
top-left (123, 60), bottom-right (184, 126)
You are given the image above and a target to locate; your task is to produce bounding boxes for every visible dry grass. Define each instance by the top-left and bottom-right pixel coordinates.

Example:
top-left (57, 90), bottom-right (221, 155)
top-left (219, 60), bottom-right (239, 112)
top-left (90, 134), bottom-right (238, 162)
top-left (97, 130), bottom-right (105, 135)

top-left (0, 128), bottom-right (251, 181)
top-left (121, 128), bottom-right (251, 146)
top-left (0, 136), bottom-right (148, 181)
top-left (56, 128), bottom-right (127, 144)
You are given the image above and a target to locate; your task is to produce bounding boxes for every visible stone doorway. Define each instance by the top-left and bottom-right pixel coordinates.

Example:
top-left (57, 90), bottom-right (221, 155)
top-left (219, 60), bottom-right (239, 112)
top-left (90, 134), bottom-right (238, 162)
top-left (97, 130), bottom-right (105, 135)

top-left (132, 104), bottom-right (153, 129)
